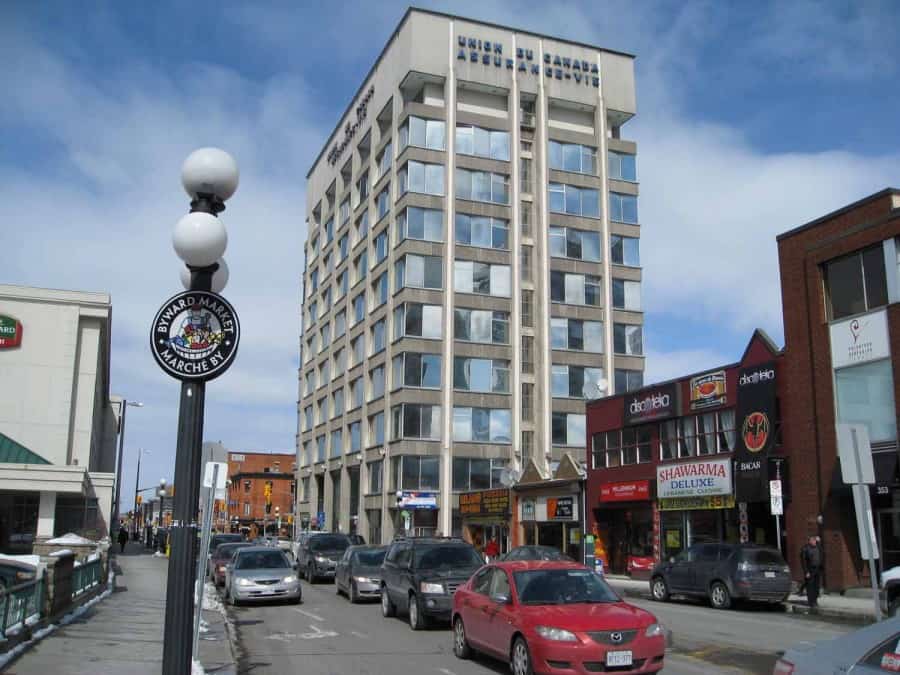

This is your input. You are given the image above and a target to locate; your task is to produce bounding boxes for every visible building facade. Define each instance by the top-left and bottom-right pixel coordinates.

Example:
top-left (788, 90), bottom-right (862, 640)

top-left (0, 285), bottom-right (118, 551)
top-left (777, 188), bottom-right (900, 590)
top-left (226, 451), bottom-right (296, 534)
top-left (296, 9), bottom-right (641, 543)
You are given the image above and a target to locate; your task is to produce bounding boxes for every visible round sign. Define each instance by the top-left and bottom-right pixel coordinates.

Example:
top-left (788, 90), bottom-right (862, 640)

top-left (150, 290), bottom-right (239, 381)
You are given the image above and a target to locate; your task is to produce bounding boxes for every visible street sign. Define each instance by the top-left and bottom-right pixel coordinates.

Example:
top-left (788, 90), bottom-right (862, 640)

top-left (852, 483), bottom-right (879, 561)
top-left (203, 462), bottom-right (228, 490)
top-left (838, 423), bottom-right (875, 485)
top-left (769, 479), bottom-right (783, 515)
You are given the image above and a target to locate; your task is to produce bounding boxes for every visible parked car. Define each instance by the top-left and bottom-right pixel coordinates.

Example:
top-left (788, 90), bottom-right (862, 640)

top-left (276, 537), bottom-right (293, 557)
top-left (210, 533), bottom-right (243, 550)
top-left (349, 534), bottom-right (366, 546)
top-left (223, 546), bottom-right (301, 605)
top-left (0, 559), bottom-right (38, 588)
top-left (208, 542), bottom-right (253, 586)
top-left (774, 617), bottom-right (900, 674)
top-left (380, 537), bottom-right (483, 630)
top-left (650, 542), bottom-right (791, 609)
top-left (297, 533), bottom-right (352, 583)
top-left (452, 560), bottom-right (666, 675)
top-left (291, 530), bottom-right (330, 561)
top-left (336, 545), bottom-right (388, 603)
top-left (501, 546), bottom-right (573, 562)
top-left (879, 565), bottom-right (900, 617)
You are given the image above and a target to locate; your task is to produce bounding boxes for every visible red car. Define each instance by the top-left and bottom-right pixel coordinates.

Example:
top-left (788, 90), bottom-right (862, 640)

top-left (452, 560), bottom-right (666, 675)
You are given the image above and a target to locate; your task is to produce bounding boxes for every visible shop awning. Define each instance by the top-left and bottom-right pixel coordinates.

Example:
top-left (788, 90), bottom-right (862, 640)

top-left (0, 432), bottom-right (50, 465)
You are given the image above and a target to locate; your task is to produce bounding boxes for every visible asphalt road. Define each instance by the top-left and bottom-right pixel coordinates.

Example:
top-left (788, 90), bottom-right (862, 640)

top-left (226, 577), bottom-right (858, 675)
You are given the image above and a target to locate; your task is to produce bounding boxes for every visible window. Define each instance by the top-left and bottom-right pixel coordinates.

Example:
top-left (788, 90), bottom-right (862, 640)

top-left (394, 302), bottom-right (442, 340)
top-left (659, 411), bottom-right (736, 460)
top-left (552, 365), bottom-right (605, 399)
top-left (549, 183), bottom-right (600, 218)
top-left (454, 308), bottom-right (509, 344)
top-left (452, 407), bottom-right (512, 443)
top-left (452, 458), bottom-right (508, 491)
top-left (520, 157), bottom-right (532, 193)
top-left (549, 226), bottom-right (601, 262)
top-left (305, 370), bottom-right (316, 395)
top-left (521, 202), bottom-right (532, 237)
top-left (336, 270), bottom-right (349, 299)
top-left (310, 269), bottom-right (319, 293)
top-left (377, 141), bottom-right (392, 179)
top-left (244, 502), bottom-right (251, 516)
top-left (521, 335), bottom-right (534, 373)
top-left (354, 252), bottom-right (368, 284)
top-left (397, 206), bottom-right (442, 243)
top-left (370, 319), bottom-right (386, 354)
top-left (317, 397), bottom-right (328, 424)
top-left (551, 318), bottom-right (603, 352)
top-left (453, 358), bottom-right (510, 393)
top-left (521, 290), bottom-right (533, 327)
top-left (356, 171), bottom-right (369, 205)
top-left (333, 387), bottom-right (344, 417)
top-left (609, 192), bottom-right (638, 224)
top-left (611, 235), bottom-right (640, 268)
top-left (368, 459), bottom-right (382, 493)
top-left (615, 369), bottom-right (643, 394)
top-left (322, 254), bottom-right (333, 280)
top-left (399, 116), bottom-right (445, 151)
top-left (376, 184), bottom-right (391, 220)
top-left (521, 246), bottom-right (532, 282)
top-left (391, 404), bottom-right (441, 440)
top-left (551, 271), bottom-right (602, 306)
top-left (308, 300), bottom-right (318, 324)
top-left (395, 254), bottom-right (443, 290)
top-left (319, 359), bottom-right (330, 386)
top-left (373, 231), bottom-right (388, 266)
top-left (316, 435), bottom-right (326, 462)
top-left (330, 428), bottom-right (343, 457)
top-left (350, 421), bottom-right (362, 453)
top-left (593, 428), bottom-right (651, 468)
top-left (350, 377), bottom-right (363, 409)
top-left (352, 293), bottom-right (365, 325)
top-left (608, 151), bottom-right (636, 181)
top-left (454, 260), bottom-right (511, 297)
top-left (521, 430), bottom-right (534, 459)
top-left (455, 213), bottom-right (509, 250)
top-left (398, 160), bottom-right (445, 196)
top-left (334, 311), bottom-right (346, 338)
top-left (552, 412), bottom-right (585, 446)
top-left (369, 365), bottom-right (385, 400)
top-left (612, 279), bottom-right (641, 310)
top-left (394, 456), bottom-right (440, 490)
top-left (835, 360), bottom-right (897, 442)
top-left (455, 124), bottom-right (510, 161)
top-left (333, 349), bottom-right (346, 378)
top-left (368, 412), bottom-right (385, 446)
top-left (824, 245), bottom-right (888, 320)
top-left (521, 383), bottom-right (533, 422)
top-left (356, 211), bottom-right (369, 243)
top-left (351, 335), bottom-right (363, 366)
top-left (303, 406), bottom-right (313, 431)
top-left (455, 168), bottom-right (509, 204)
top-left (549, 140), bottom-right (597, 175)
top-left (392, 352), bottom-right (442, 389)
top-left (614, 323), bottom-right (643, 355)
top-left (339, 199), bottom-right (350, 226)
top-left (371, 272), bottom-right (388, 310)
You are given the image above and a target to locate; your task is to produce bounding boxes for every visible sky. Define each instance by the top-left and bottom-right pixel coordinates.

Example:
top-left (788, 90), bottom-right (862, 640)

top-left (2, 1), bottom-right (898, 509)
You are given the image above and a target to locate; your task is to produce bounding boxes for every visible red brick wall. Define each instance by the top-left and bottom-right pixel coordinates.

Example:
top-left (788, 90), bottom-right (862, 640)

top-left (226, 452), bottom-right (296, 524)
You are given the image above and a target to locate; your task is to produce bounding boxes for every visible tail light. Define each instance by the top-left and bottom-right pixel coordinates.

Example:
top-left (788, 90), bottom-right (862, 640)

top-left (773, 658), bottom-right (794, 675)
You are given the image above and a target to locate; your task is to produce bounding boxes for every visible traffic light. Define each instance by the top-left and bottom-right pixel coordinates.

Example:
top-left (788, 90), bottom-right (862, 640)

top-left (136, 495), bottom-right (143, 506)
top-left (274, 506), bottom-right (280, 517)
top-left (264, 482), bottom-right (272, 499)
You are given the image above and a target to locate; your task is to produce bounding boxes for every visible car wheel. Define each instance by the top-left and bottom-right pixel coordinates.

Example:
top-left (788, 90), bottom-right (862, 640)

top-left (408, 593), bottom-right (427, 630)
top-left (651, 576), bottom-right (669, 602)
top-left (349, 581), bottom-right (359, 604)
top-left (511, 636), bottom-right (533, 675)
top-left (381, 585), bottom-right (396, 617)
top-left (453, 616), bottom-right (471, 659)
top-left (710, 581), bottom-right (731, 610)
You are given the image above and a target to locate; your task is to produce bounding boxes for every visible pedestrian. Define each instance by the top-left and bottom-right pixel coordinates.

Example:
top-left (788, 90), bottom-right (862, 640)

top-left (800, 535), bottom-right (822, 608)
top-left (117, 526), bottom-right (129, 554)
top-left (484, 538), bottom-right (500, 562)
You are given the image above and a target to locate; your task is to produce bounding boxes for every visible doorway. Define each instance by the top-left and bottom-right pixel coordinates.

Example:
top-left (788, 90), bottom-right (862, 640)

top-left (877, 509), bottom-right (900, 575)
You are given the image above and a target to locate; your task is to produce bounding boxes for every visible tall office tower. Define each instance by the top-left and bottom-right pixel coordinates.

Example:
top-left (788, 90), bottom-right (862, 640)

top-left (297, 9), bottom-right (640, 543)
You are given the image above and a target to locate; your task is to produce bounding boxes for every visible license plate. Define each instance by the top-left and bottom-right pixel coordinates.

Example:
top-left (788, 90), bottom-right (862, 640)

top-left (606, 651), bottom-right (633, 667)
top-left (765, 571), bottom-right (775, 578)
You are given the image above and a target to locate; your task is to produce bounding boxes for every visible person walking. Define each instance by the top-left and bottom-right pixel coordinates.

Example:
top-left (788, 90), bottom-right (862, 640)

top-left (484, 538), bottom-right (500, 562)
top-left (800, 535), bottom-right (823, 608)
top-left (117, 526), bottom-right (129, 554)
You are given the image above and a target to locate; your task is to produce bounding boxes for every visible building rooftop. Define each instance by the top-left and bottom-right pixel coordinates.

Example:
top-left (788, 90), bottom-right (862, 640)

top-left (776, 187), bottom-right (900, 242)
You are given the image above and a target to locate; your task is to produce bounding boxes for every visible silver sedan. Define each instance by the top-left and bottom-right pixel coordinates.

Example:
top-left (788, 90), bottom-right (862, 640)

top-left (774, 618), bottom-right (900, 674)
top-left (224, 546), bottom-right (301, 605)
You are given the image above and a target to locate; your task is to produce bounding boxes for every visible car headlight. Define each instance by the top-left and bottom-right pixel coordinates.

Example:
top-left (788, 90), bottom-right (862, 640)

top-left (282, 575), bottom-right (298, 583)
top-left (315, 555), bottom-right (328, 563)
top-left (645, 622), bottom-right (665, 638)
top-left (237, 578), bottom-right (253, 586)
top-left (354, 576), bottom-right (376, 584)
top-left (535, 626), bottom-right (577, 642)
top-left (420, 581), bottom-right (445, 594)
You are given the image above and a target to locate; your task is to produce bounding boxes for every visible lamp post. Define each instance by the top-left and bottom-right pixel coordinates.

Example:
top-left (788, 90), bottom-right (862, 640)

top-left (133, 449), bottom-right (150, 538)
top-left (113, 400), bottom-right (143, 531)
top-left (157, 148), bottom-right (240, 675)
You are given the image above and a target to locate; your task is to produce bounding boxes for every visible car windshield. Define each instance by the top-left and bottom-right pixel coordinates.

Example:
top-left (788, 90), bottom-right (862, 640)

top-left (214, 543), bottom-right (249, 559)
top-left (353, 548), bottom-right (387, 566)
top-left (212, 534), bottom-right (242, 546)
top-left (414, 545), bottom-right (483, 569)
top-left (309, 535), bottom-right (351, 552)
top-left (235, 550), bottom-right (290, 570)
top-left (512, 547), bottom-right (571, 561)
top-left (514, 569), bottom-right (619, 605)
top-left (743, 549), bottom-right (786, 565)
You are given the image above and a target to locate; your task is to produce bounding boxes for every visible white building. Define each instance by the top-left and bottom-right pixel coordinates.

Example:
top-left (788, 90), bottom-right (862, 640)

top-left (0, 285), bottom-right (118, 551)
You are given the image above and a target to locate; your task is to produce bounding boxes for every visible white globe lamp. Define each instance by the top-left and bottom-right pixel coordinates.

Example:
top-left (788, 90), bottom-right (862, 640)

top-left (181, 148), bottom-right (239, 202)
top-left (172, 212), bottom-right (227, 267)
top-left (180, 258), bottom-right (229, 293)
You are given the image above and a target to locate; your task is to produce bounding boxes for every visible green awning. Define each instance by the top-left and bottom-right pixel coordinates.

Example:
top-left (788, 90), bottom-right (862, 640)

top-left (0, 432), bottom-right (51, 465)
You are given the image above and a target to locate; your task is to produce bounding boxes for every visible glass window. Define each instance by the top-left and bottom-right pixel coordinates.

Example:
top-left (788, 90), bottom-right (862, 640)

top-left (350, 377), bottom-right (363, 409)
top-left (551, 271), bottom-right (602, 306)
top-left (330, 428), bottom-right (343, 457)
top-left (456, 124), bottom-right (509, 161)
top-left (356, 171), bottom-right (369, 205)
top-left (399, 160), bottom-right (444, 197)
top-left (549, 140), bottom-right (597, 175)
top-left (610, 234), bottom-right (639, 266)
top-left (338, 234), bottom-right (349, 262)
top-left (391, 404), bottom-right (441, 440)
top-left (393, 302), bottom-right (442, 340)
top-left (350, 422), bottom-right (361, 453)
top-left (549, 226), bottom-right (601, 262)
top-left (454, 260), bottom-right (511, 297)
top-left (368, 459), bottom-right (382, 492)
top-left (351, 335), bottom-right (363, 365)
top-left (549, 183), bottom-right (600, 218)
top-left (354, 252), bottom-right (368, 284)
top-left (550, 318), bottom-right (603, 352)
top-left (370, 319), bottom-right (386, 354)
top-left (835, 360), bottom-right (897, 442)
top-left (356, 211), bottom-right (369, 243)
top-left (613, 323), bottom-right (643, 355)
top-left (453, 357), bottom-right (510, 393)
top-left (825, 245), bottom-right (889, 320)
top-left (370, 272), bottom-right (388, 309)
top-left (339, 199), bottom-right (350, 226)
top-left (303, 405), bottom-right (313, 431)
top-left (400, 116), bottom-right (445, 151)
top-left (377, 142), bottom-right (392, 179)
top-left (455, 213), bottom-right (509, 250)
top-left (376, 184), bottom-right (390, 220)
top-left (551, 412), bottom-right (586, 446)
top-left (454, 308), bottom-right (509, 344)
top-left (396, 456), bottom-right (440, 490)
top-left (609, 192), bottom-right (638, 224)
top-left (452, 457), bottom-right (507, 491)
top-left (369, 365), bottom-right (385, 400)
top-left (552, 365), bottom-right (605, 399)
top-left (368, 412), bottom-right (385, 446)
top-left (395, 254), bottom-right (443, 290)
top-left (333, 388), bottom-right (344, 416)
top-left (612, 279), bottom-right (642, 310)
top-left (373, 231), bottom-right (388, 265)
top-left (333, 349), bottom-right (346, 377)
top-left (608, 151), bottom-right (636, 181)
top-left (316, 435), bottom-right (326, 462)
top-left (455, 168), bottom-right (510, 204)
top-left (452, 407), bottom-right (512, 443)
top-left (615, 369), bottom-right (643, 394)
top-left (393, 352), bottom-right (442, 389)
top-left (397, 206), bottom-right (443, 243)
top-left (352, 293), bottom-right (365, 324)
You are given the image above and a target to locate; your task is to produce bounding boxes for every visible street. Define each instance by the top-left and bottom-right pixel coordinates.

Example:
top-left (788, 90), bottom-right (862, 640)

top-left (225, 577), bottom-right (858, 675)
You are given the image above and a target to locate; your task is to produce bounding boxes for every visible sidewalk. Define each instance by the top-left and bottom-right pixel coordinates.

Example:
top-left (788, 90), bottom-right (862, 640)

top-left (605, 574), bottom-right (879, 624)
top-left (2, 542), bottom-right (236, 674)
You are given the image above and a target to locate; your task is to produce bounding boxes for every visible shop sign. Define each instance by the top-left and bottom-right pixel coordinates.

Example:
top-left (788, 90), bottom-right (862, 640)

top-left (0, 315), bottom-right (22, 349)
top-left (459, 488), bottom-right (510, 516)
top-left (521, 498), bottom-right (536, 521)
top-left (734, 361), bottom-right (778, 502)
top-left (599, 480), bottom-right (650, 503)
top-left (624, 383), bottom-right (679, 426)
top-left (829, 309), bottom-right (890, 370)
top-left (658, 494), bottom-right (736, 511)
top-left (656, 458), bottom-right (731, 499)
top-left (548, 496), bottom-right (574, 520)
top-left (397, 491), bottom-right (438, 510)
top-left (689, 370), bottom-right (726, 410)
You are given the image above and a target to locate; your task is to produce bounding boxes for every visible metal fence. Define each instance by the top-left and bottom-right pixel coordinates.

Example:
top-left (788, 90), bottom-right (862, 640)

top-left (72, 558), bottom-right (103, 598)
top-left (0, 575), bottom-right (45, 640)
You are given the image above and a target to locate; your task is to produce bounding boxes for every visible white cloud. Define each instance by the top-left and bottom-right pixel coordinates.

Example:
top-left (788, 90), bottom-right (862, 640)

top-left (644, 347), bottom-right (733, 386)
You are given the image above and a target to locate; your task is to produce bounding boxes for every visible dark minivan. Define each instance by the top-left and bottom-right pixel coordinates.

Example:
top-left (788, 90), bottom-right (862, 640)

top-left (650, 542), bottom-right (791, 609)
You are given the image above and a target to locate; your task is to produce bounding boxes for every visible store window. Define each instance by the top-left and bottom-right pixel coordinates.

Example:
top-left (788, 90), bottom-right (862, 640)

top-left (835, 360), bottom-right (897, 442)
top-left (824, 245), bottom-right (888, 320)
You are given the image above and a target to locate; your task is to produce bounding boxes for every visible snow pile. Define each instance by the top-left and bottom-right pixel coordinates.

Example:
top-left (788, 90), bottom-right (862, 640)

top-left (191, 659), bottom-right (206, 675)
top-left (153, 551), bottom-right (167, 558)
top-left (201, 581), bottom-right (224, 614)
top-left (0, 554), bottom-right (41, 568)
top-left (46, 533), bottom-right (95, 546)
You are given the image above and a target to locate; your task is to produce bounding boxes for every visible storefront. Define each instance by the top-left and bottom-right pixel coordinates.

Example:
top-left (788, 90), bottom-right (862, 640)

top-left (394, 490), bottom-right (439, 536)
top-left (459, 488), bottom-right (510, 556)
top-left (593, 479), bottom-right (654, 576)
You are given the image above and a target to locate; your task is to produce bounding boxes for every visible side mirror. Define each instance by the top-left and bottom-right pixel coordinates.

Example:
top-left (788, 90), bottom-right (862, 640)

top-left (491, 594), bottom-right (511, 605)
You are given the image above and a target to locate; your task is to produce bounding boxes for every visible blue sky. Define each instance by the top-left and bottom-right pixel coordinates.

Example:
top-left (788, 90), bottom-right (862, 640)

top-left (2, 1), bottom-right (898, 508)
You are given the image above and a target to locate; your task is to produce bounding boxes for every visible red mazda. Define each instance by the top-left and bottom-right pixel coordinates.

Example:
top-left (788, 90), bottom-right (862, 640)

top-left (452, 560), bottom-right (666, 675)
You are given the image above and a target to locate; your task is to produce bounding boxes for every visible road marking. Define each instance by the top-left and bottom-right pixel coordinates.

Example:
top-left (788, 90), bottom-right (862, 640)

top-left (437, 669), bottom-right (457, 675)
top-left (294, 608), bottom-right (325, 622)
top-left (350, 631), bottom-right (369, 639)
top-left (299, 624), bottom-right (338, 639)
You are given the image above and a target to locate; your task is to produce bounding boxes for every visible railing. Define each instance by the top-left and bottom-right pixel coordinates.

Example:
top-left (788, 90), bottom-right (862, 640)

top-left (72, 558), bottom-right (103, 598)
top-left (0, 575), bottom-right (45, 640)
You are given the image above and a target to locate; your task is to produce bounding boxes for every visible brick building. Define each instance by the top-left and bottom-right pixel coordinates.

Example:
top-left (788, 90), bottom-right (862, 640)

top-left (777, 188), bottom-right (900, 591)
top-left (225, 451), bottom-right (296, 534)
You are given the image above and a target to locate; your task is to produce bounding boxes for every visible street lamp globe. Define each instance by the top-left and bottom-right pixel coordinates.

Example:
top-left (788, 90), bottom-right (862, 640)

top-left (181, 147), bottom-right (239, 202)
top-left (180, 257), bottom-right (229, 293)
top-left (172, 212), bottom-right (227, 267)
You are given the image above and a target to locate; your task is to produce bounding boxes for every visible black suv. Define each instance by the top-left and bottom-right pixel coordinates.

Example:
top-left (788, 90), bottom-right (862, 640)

top-left (296, 533), bottom-right (352, 582)
top-left (380, 537), bottom-right (483, 630)
top-left (650, 542), bottom-right (791, 609)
